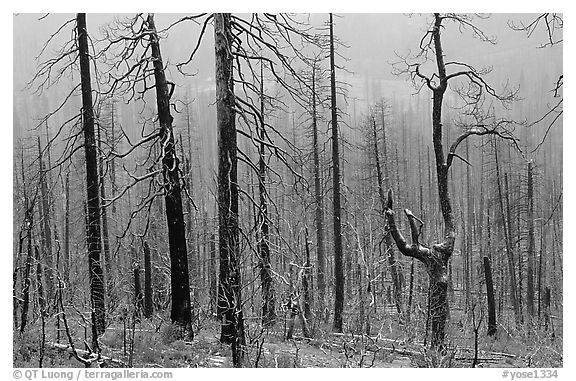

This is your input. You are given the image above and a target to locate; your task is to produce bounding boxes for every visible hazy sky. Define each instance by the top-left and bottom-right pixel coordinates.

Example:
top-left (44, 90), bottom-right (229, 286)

top-left (13, 13), bottom-right (562, 134)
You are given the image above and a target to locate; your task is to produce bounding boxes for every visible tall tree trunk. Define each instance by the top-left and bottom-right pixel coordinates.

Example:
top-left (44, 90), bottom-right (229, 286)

top-left (77, 13), bottom-right (106, 336)
top-left (526, 161), bottom-right (535, 318)
top-left (465, 140), bottom-right (472, 311)
top-left (20, 207), bottom-right (34, 334)
top-left (209, 233), bottom-right (217, 316)
top-left (147, 14), bottom-right (193, 339)
top-left (37, 137), bottom-right (54, 306)
top-left (133, 263), bottom-right (143, 317)
top-left (311, 62), bottom-right (327, 322)
top-left (493, 140), bottom-right (521, 324)
top-left (329, 13), bottom-right (345, 333)
top-left (109, 101), bottom-right (117, 214)
top-left (386, 14), bottom-right (454, 351)
top-left (63, 173), bottom-right (70, 288)
top-left (143, 241), bottom-right (153, 318)
top-left (303, 227), bottom-right (313, 337)
top-left (97, 122), bottom-right (113, 305)
top-left (35, 246), bottom-right (46, 318)
top-left (372, 118), bottom-right (402, 315)
top-left (483, 256), bottom-right (497, 336)
top-left (258, 62), bottom-right (276, 327)
top-left (214, 13), bottom-right (246, 367)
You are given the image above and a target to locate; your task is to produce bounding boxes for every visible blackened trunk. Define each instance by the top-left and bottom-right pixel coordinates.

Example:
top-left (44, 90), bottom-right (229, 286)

top-left (35, 246), bottom-right (46, 314)
top-left (526, 162), bottom-right (535, 318)
top-left (214, 13), bottom-right (246, 367)
top-left (493, 141), bottom-right (521, 323)
top-left (97, 122), bottom-right (113, 303)
top-left (143, 241), bottom-right (153, 318)
top-left (465, 140), bottom-right (473, 310)
top-left (20, 208), bottom-right (34, 334)
top-left (303, 229), bottom-right (312, 336)
top-left (133, 264), bottom-right (143, 315)
top-left (329, 13), bottom-right (344, 333)
top-left (258, 62), bottom-right (276, 327)
top-left (37, 137), bottom-right (54, 305)
top-left (77, 13), bottom-right (106, 335)
top-left (429, 269), bottom-right (449, 349)
top-left (147, 14), bottom-right (193, 339)
top-left (63, 173), bottom-right (70, 287)
top-left (483, 256), bottom-right (497, 336)
top-left (209, 233), bottom-right (217, 315)
top-left (407, 259), bottom-right (415, 321)
top-left (311, 63), bottom-right (327, 321)
top-left (373, 118), bottom-right (402, 315)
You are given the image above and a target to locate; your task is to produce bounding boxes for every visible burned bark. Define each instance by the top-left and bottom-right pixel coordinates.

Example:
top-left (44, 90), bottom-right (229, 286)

top-left (143, 241), bottom-right (153, 318)
top-left (77, 13), bottom-right (106, 336)
top-left (147, 14), bottom-right (193, 339)
top-left (258, 62), bottom-right (276, 328)
top-left (329, 12), bottom-right (345, 333)
top-left (483, 256), bottom-right (497, 336)
top-left (214, 12), bottom-right (246, 367)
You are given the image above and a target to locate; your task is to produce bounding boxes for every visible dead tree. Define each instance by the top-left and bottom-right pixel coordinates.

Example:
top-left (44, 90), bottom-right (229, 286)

top-left (329, 12), bottom-right (345, 333)
top-left (214, 13), bottom-right (246, 366)
top-left (257, 62), bottom-right (276, 328)
top-left (143, 241), bottom-right (153, 318)
top-left (310, 60), bottom-right (327, 321)
top-left (147, 14), bottom-right (194, 339)
top-left (78, 13), bottom-right (106, 336)
top-left (37, 137), bottom-right (54, 305)
top-left (385, 190), bottom-right (450, 349)
top-left (493, 140), bottom-right (521, 323)
top-left (371, 114), bottom-right (402, 316)
top-left (390, 13), bottom-right (520, 349)
top-left (97, 13), bottom-right (195, 338)
top-left (526, 161), bottom-right (535, 319)
top-left (483, 256), bottom-right (497, 336)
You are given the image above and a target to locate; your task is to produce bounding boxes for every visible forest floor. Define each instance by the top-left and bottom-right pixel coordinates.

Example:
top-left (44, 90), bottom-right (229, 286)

top-left (13, 306), bottom-right (562, 368)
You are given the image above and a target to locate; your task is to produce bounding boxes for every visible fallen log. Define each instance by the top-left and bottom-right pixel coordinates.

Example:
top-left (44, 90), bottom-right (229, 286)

top-left (46, 342), bottom-right (126, 367)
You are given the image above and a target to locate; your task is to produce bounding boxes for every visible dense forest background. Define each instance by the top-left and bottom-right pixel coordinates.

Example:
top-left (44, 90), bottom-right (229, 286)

top-left (12, 13), bottom-right (562, 368)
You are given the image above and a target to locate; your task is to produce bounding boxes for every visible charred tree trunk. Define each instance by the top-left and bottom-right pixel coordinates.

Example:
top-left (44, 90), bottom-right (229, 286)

top-left (37, 137), bottom-right (54, 306)
top-left (526, 161), bottom-right (535, 319)
top-left (35, 246), bottom-right (46, 316)
top-left (483, 256), bottom-right (497, 336)
top-left (311, 62), bottom-right (327, 322)
top-left (147, 14), bottom-right (193, 339)
top-left (20, 207), bottom-right (34, 334)
top-left (77, 13), bottom-right (106, 335)
top-left (386, 14), bottom-right (455, 351)
top-left (465, 140), bottom-right (473, 311)
top-left (63, 173), bottom-right (70, 288)
top-left (214, 13), bottom-right (246, 367)
top-left (303, 228), bottom-right (313, 337)
top-left (493, 140), bottom-right (521, 324)
top-left (372, 118), bottom-right (402, 315)
top-left (329, 13), bottom-right (345, 333)
top-left (97, 122), bottom-right (113, 305)
top-left (258, 62), bottom-right (276, 328)
top-left (209, 233), bottom-right (217, 316)
top-left (143, 241), bottom-right (153, 318)
top-left (133, 264), bottom-right (143, 318)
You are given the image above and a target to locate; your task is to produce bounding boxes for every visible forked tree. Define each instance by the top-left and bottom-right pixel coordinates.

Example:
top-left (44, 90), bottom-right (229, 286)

top-left (389, 13), bottom-right (520, 349)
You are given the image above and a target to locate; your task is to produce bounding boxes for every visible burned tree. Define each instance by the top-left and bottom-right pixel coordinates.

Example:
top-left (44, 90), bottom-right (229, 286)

top-left (175, 12), bottom-right (324, 364)
top-left (78, 13), bottom-right (106, 336)
top-left (214, 13), bottom-right (246, 365)
top-left (96, 13), bottom-right (194, 339)
top-left (329, 12), bottom-right (345, 333)
top-left (147, 13), bottom-right (193, 339)
top-left (390, 13), bottom-right (519, 349)
top-left (257, 62), bottom-right (276, 328)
